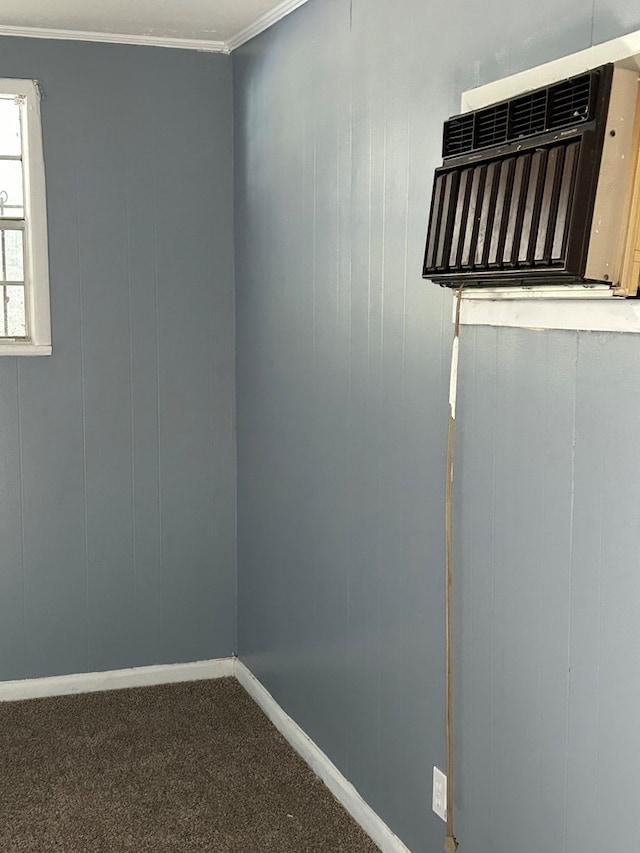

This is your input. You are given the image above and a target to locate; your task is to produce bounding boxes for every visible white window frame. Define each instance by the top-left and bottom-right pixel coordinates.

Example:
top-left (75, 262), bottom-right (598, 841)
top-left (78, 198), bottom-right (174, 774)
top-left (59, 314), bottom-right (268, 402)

top-left (0, 78), bottom-right (51, 355)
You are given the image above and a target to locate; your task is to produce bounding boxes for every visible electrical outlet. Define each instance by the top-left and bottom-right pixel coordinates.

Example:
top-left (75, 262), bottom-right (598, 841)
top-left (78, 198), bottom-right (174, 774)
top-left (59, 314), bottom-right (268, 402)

top-left (432, 766), bottom-right (447, 822)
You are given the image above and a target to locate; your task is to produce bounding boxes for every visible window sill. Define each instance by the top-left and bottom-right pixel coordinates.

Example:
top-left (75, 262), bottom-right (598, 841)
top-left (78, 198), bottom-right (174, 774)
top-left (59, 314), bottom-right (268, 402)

top-left (0, 343), bottom-right (52, 356)
top-left (459, 296), bottom-right (640, 334)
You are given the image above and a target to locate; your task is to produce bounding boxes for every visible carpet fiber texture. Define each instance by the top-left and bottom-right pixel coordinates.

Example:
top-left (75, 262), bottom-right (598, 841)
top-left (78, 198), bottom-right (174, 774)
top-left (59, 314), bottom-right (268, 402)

top-left (0, 677), bottom-right (380, 852)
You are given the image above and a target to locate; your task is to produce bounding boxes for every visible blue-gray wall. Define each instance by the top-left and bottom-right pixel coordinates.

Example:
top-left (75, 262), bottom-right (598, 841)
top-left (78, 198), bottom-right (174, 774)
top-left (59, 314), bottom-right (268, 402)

top-left (0, 38), bottom-right (236, 680)
top-left (234, 2), bottom-right (640, 852)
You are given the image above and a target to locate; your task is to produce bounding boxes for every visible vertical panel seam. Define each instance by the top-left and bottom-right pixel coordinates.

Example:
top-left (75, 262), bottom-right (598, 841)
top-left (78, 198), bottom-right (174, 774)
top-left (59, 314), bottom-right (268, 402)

top-left (151, 112), bottom-right (164, 660)
top-left (313, 113), bottom-right (317, 361)
top-left (379, 85), bottom-right (389, 792)
top-left (488, 328), bottom-right (498, 847)
top-left (595, 350), bottom-right (604, 850)
top-left (16, 359), bottom-right (27, 676)
top-left (76, 156), bottom-right (90, 673)
top-left (470, 326), bottom-right (478, 847)
top-left (230, 54), bottom-right (239, 658)
top-left (345, 21), bottom-right (354, 777)
top-left (562, 331), bottom-right (579, 853)
top-left (536, 336), bottom-right (550, 834)
top-left (125, 141), bottom-right (137, 657)
top-left (375, 87), bottom-right (388, 796)
top-left (399, 101), bottom-right (409, 800)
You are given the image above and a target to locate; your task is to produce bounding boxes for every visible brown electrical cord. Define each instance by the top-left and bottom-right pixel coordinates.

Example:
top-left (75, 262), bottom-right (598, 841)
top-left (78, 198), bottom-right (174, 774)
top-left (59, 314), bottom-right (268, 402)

top-left (444, 285), bottom-right (463, 853)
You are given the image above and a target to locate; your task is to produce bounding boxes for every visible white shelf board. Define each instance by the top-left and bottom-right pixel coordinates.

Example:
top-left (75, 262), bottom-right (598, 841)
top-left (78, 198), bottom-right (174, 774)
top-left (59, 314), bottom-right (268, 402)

top-left (459, 296), bottom-right (640, 333)
top-left (462, 29), bottom-right (640, 112)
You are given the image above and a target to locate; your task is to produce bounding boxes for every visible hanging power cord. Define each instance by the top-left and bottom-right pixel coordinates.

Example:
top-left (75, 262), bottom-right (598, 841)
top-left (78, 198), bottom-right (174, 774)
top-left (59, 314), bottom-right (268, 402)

top-left (444, 284), bottom-right (464, 853)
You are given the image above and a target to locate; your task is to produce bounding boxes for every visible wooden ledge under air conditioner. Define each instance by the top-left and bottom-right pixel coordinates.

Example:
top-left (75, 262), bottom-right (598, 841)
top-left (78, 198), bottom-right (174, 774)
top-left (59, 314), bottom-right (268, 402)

top-left (429, 29), bottom-right (640, 333)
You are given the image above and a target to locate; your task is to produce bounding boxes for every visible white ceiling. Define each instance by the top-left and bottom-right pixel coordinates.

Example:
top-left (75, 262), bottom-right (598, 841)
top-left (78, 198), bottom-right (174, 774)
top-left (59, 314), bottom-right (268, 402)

top-left (0, 0), bottom-right (310, 52)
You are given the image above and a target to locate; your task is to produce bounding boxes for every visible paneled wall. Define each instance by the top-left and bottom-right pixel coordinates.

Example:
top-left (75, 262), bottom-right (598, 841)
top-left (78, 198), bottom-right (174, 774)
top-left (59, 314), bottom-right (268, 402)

top-left (0, 38), bottom-right (236, 679)
top-left (234, 1), bottom-right (640, 852)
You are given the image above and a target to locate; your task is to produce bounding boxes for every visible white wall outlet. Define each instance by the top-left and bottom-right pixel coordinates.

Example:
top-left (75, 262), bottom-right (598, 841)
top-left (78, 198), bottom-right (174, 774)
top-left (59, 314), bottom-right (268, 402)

top-left (433, 766), bottom-right (447, 822)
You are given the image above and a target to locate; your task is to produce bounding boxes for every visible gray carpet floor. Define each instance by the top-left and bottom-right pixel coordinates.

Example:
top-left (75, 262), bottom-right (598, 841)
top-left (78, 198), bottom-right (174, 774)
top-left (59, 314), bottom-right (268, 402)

top-left (0, 677), bottom-right (380, 852)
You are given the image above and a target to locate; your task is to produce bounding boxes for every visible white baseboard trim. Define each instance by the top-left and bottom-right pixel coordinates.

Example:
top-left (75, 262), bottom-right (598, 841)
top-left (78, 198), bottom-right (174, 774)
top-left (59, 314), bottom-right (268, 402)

top-left (235, 660), bottom-right (411, 853)
top-left (0, 657), bottom-right (235, 703)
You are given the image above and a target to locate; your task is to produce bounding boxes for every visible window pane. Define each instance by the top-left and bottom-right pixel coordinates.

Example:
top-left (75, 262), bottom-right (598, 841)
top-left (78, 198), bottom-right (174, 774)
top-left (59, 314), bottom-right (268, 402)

top-left (0, 159), bottom-right (24, 218)
top-left (0, 99), bottom-right (21, 157)
top-left (1, 230), bottom-right (24, 281)
top-left (2, 284), bottom-right (26, 338)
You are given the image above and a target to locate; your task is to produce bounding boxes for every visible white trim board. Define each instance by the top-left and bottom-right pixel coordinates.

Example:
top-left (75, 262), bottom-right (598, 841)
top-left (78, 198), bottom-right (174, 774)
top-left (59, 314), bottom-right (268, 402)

top-left (460, 296), bottom-right (640, 333)
top-left (0, 1), bottom-right (312, 53)
top-left (235, 661), bottom-right (412, 853)
top-left (461, 29), bottom-right (640, 112)
top-left (0, 658), bottom-right (235, 702)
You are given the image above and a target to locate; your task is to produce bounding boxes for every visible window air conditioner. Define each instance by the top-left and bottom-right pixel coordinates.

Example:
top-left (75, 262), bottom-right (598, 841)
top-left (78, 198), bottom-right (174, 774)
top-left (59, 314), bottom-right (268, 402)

top-left (422, 63), bottom-right (640, 296)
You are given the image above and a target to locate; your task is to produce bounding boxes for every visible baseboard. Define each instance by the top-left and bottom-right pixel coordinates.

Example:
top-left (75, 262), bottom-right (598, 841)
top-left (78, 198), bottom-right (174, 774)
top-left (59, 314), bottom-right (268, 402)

top-left (235, 660), bottom-right (411, 853)
top-left (0, 657), bottom-right (235, 703)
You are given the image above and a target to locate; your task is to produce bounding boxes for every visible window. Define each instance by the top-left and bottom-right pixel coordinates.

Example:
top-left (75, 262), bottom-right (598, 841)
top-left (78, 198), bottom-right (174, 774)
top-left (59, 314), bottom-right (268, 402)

top-left (0, 79), bottom-right (51, 355)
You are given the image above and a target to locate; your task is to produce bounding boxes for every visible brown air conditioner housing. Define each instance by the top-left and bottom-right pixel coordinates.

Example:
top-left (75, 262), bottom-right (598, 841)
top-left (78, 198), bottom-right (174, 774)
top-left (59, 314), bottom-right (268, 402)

top-left (423, 63), bottom-right (640, 294)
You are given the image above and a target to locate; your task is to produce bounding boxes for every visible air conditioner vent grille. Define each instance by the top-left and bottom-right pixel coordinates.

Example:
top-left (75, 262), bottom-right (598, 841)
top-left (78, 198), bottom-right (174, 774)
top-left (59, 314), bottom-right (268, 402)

top-left (424, 140), bottom-right (582, 278)
top-left (442, 68), bottom-right (601, 158)
top-left (510, 90), bottom-right (547, 138)
top-left (443, 114), bottom-right (474, 157)
top-left (475, 103), bottom-right (509, 149)
top-left (548, 74), bottom-right (592, 129)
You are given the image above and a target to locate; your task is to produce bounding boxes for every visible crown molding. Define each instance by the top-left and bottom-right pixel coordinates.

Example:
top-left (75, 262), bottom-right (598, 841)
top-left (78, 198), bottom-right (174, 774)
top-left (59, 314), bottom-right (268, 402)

top-left (0, 24), bottom-right (229, 53)
top-left (0, 1), bottom-right (311, 54)
top-left (226, 0), bottom-right (311, 50)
